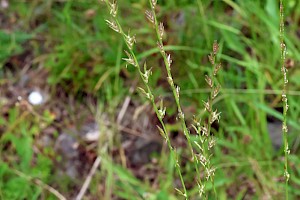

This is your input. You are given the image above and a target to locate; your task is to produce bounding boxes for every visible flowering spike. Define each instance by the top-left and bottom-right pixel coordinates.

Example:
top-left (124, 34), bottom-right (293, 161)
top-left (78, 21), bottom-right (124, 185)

top-left (105, 19), bottom-right (120, 33)
top-left (284, 171), bottom-right (290, 181)
top-left (158, 99), bottom-right (166, 119)
top-left (122, 50), bottom-right (136, 67)
top-left (192, 124), bottom-right (200, 135)
top-left (125, 30), bottom-right (136, 49)
top-left (198, 154), bottom-right (207, 167)
top-left (211, 109), bottom-right (221, 124)
top-left (159, 22), bottom-right (164, 40)
top-left (194, 141), bottom-right (203, 151)
top-left (206, 167), bottom-right (215, 181)
top-left (175, 85), bottom-right (180, 98)
top-left (213, 40), bottom-right (219, 55)
top-left (178, 111), bottom-right (184, 121)
top-left (137, 87), bottom-right (147, 96)
top-left (203, 100), bottom-right (211, 113)
top-left (208, 53), bottom-right (215, 65)
top-left (145, 10), bottom-right (154, 24)
top-left (205, 75), bottom-right (213, 88)
top-left (197, 182), bottom-right (205, 197)
top-left (157, 42), bottom-right (165, 54)
top-left (142, 63), bottom-right (152, 83)
top-left (167, 76), bottom-right (173, 86)
top-left (109, 1), bottom-right (118, 17)
top-left (156, 125), bottom-right (166, 140)
top-left (201, 125), bottom-right (208, 136)
top-left (282, 125), bottom-right (288, 132)
top-left (208, 137), bottom-right (216, 149)
top-left (151, 0), bottom-right (157, 8)
top-left (214, 63), bottom-right (222, 76)
top-left (212, 85), bottom-right (220, 99)
top-left (167, 54), bottom-right (172, 67)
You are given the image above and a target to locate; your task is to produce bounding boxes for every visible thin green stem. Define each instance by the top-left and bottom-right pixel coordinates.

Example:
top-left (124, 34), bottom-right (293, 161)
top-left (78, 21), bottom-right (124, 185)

top-left (206, 57), bottom-right (217, 198)
top-left (279, 0), bottom-right (289, 199)
top-left (149, 1), bottom-right (202, 198)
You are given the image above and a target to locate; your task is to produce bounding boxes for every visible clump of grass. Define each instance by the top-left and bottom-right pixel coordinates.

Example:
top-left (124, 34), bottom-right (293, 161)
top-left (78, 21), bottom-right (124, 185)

top-left (103, 0), bottom-right (222, 198)
top-left (279, 0), bottom-right (289, 199)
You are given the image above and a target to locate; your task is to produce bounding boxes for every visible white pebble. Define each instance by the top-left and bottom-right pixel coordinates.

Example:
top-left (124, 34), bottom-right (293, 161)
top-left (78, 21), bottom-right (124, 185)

top-left (28, 91), bottom-right (43, 105)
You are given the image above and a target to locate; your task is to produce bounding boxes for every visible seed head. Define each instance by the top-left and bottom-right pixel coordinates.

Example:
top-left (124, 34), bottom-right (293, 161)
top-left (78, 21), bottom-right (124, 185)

top-left (205, 75), bottom-right (213, 88)
top-left (285, 145), bottom-right (290, 155)
top-left (159, 22), bottom-right (164, 40)
top-left (178, 110), bottom-right (185, 120)
top-left (214, 63), bottom-right (222, 76)
top-left (142, 63), bottom-right (152, 83)
top-left (198, 154), bottom-right (207, 167)
top-left (158, 99), bottom-right (166, 119)
top-left (282, 93), bottom-right (287, 103)
top-left (212, 85), bottom-right (220, 99)
top-left (203, 100), bottom-right (211, 113)
top-left (213, 40), bottom-right (219, 55)
top-left (125, 31), bottom-right (136, 49)
top-left (282, 125), bottom-right (288, 133)
top-left (208, 53), bottom-right (215, 65)
top-left (109, 1), bottom-right (118, 17)
top-left (122, 50), bottom-right (136, 67)
top-left (197, 182), bottom-right (205, 197)
top-left (201, 125), bottom-right (208, 136)
top-left (208, 137), bottom-right (216, 149)
top-left (167, 54), bottom-right (172, 67)
top-left (145, 10), bottom-right (154, 24)
top-left (137, 87), bottom-right (147, 96)
top-left (156, 125), bottom-right (166, 140)
top-left (194, 141), bottom-right (203, 151)
top-left (206, 167), bottom-right (215, 180)
top-left (284, 171), bottom-right (290, 181)
top-left (157, 42), bottom-right (165, 54)
top-left (137, 87), bottom-right (153, 100)
top-left (211, 109), bottom-right (221, 124)
top-left (167, 76), bottom-right (173, 86)
top-left (151, 0), bottom-right (157, 8)
top-left (175, 85), bottom-right (180, 98)
top-left (105, 19), bottom-right (120, 33)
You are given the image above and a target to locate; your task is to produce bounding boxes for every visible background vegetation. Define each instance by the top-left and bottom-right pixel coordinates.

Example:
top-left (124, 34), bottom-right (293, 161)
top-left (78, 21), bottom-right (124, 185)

top-left (0, 0), bottom-right (299, 199)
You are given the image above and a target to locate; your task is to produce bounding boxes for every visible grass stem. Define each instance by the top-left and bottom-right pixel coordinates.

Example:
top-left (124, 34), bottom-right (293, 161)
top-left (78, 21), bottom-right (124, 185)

top-left (279, 0), bottom-right (289, 199)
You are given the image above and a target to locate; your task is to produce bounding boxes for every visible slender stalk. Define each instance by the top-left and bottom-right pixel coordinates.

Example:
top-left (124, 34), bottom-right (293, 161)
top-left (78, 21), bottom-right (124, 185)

top-left (279, 0), bottom-right (289, 199)
top-left (147, 1), bottom-right (202, 198)
top-left (149, 1), bottom-right (195, 158)
top-left (205, 47), bottom-right (220, 198)
top-left (147, 2), bottom-right (223, 198)
top-left (103, 0), bottom-right (188, 198)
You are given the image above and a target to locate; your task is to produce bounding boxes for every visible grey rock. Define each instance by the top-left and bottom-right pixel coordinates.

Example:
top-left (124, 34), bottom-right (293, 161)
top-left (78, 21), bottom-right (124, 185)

top-left (267, 122), bottom-right (283, 150)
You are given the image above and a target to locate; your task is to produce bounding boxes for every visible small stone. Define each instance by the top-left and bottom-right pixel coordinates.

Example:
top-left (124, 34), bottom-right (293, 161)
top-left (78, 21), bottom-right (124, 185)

top-left (28, 91), bottom-right (43, 105)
